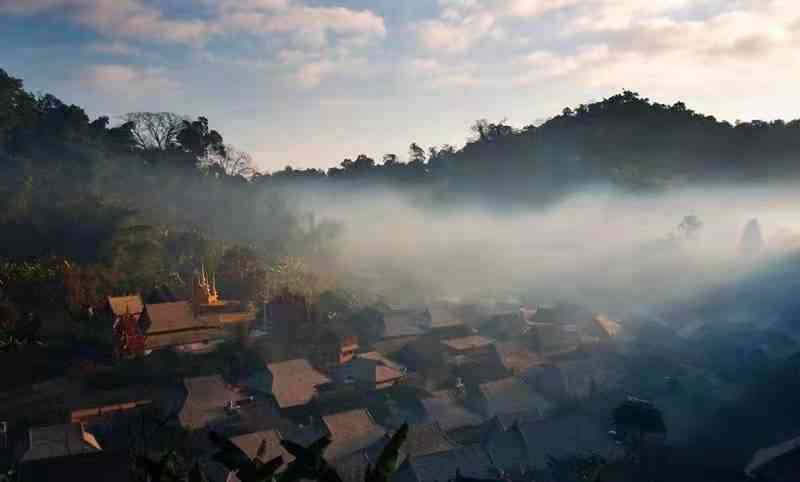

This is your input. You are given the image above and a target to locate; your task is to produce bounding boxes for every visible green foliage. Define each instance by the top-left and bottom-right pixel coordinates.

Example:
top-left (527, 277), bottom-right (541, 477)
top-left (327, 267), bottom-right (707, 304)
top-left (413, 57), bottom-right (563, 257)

top-left (209, 431), bottom-right (284, 482)
top-left (134, 450), bottom-right (187, 482)
top-left (280, 435), bottom-right (342, 482)
top-left (365, 423), bottom-right (409, 482)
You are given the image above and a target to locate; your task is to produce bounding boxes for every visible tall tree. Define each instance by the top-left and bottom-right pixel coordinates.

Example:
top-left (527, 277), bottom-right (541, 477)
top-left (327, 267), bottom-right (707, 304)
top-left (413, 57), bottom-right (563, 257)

top-left (177, 116), bottom-right (225, 159)
top-left (122, 112), bottom-right (184, 151)
top-left (408, 143), bottom-right (426, 166)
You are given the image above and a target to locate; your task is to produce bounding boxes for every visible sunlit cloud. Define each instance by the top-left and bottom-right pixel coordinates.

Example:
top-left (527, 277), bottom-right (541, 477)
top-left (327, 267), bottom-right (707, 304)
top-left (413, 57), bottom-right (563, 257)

top-left (80, 64), bottom-right (182, 98)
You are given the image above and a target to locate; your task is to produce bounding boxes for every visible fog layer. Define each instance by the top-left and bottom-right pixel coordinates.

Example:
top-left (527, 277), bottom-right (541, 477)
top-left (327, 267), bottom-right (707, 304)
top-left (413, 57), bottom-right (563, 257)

top-left (289, 184), bottom-right (800, 317)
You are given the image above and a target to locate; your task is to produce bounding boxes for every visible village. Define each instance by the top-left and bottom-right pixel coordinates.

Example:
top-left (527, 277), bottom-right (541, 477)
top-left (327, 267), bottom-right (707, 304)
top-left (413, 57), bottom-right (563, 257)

top-left (3, 242), bottom-right (800, 482)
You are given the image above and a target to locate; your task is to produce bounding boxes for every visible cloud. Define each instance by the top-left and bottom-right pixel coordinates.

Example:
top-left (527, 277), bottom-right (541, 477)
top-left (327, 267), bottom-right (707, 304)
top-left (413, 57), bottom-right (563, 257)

top-left (505, 0), bottom-right (580, 17)
top-left (220, 2), bottom-right (386, 51)
top-left (80, 64), bottom-right (182, 97)
top-left (0, 0), bottom-right (68, 15)
top-left (407, 57), bottom-right (483, 88)
top-left (87, 41), bottom-right (145, 57)
top-left (414, 11), bottom-right (496, 55)
top-left (2, 0), bottom-right (385, 52)
top-left (517, 44), bottom-right (610, 80)
top-left (292, 55), bottom-right (370, 89)
top-left (0, 0), bottom-right (217, 45)
top-left (409, 0), bottom-right (800, 102)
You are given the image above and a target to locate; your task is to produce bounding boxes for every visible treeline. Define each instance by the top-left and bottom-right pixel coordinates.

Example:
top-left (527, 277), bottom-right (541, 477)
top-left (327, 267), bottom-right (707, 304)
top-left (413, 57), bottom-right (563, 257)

top-left (3, 66), bottom-right (800, 308)
top-left (263, 91), bottom-right (800, 204)
top-left (0, 68), bottom-right (337, 317)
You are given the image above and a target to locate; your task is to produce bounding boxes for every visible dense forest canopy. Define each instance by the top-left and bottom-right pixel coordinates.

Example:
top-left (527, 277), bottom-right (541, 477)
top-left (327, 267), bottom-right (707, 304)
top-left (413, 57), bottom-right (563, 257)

top-left (2, 65), bottom-right (800, 313)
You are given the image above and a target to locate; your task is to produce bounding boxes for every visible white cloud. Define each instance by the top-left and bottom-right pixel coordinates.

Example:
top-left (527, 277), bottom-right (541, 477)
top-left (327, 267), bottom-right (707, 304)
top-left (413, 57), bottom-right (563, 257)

top-left (80, 64), bottom-right (182, 97)
top-left (87, 41), bottom-right (145, 57)
top-left (220, 2), bottom-right (386, 51)
top-left (410, 0), bottom-right (800, 102)
top-left (292, 56), bottom-right (370, 89)
top-left (505, 0), bottom-right (580, 17)
top-left (518, 44), bottom-right (609, 79)
top-left (2, 0), bottom-right (386, 52)
top-left (0, 0), bottom-right (217, 45)
top-left (0, 0), bottom-right (70, 15)
top-left (407, 57), bottom-right (483, 88)
top-left (414, 11), bottom-right (496, 55)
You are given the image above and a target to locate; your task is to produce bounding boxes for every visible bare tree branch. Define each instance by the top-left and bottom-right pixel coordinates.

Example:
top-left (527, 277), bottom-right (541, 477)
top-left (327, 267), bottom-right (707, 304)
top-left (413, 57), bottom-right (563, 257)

top-left (121, 112), bottom-right (185, 151)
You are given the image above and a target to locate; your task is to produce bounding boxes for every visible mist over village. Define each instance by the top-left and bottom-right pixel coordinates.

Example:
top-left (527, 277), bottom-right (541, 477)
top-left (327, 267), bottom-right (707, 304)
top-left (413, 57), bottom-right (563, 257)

top-left (3, 1), bottom-right (800, 482)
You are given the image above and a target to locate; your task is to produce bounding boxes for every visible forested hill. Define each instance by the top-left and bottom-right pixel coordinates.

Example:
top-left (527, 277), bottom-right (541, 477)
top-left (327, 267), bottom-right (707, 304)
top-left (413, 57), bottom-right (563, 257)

top-left (2, 65), bottom-right (800, 307)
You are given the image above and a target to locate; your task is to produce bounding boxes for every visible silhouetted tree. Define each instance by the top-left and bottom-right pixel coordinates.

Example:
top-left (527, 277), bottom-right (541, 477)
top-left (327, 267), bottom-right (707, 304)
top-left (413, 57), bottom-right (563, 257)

top-left (122, 112), bottom-right (184, 151)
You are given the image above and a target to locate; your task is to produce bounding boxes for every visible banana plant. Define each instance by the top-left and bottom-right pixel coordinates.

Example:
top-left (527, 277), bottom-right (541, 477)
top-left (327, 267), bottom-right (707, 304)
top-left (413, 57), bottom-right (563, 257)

top-left (188, 463), bottom-right (209, 482)
top-left (365, 423), bottom-right (409, 482)
top-left (135, 450), bottom-right (183, 482)
top-left (279, 435), bottom-right (342, 482)
top-left (209, 430), bottom-right (284, 482)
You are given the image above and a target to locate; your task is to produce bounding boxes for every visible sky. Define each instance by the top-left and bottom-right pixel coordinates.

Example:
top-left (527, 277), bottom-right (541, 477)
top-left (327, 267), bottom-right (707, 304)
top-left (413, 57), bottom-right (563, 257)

top-left (1, 0), bottom-right (799, 171)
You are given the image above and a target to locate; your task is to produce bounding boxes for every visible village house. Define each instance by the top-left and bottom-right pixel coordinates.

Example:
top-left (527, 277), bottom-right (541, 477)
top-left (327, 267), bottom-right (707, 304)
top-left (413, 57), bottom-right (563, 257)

top-left (746, 434), bottom-right (800, 481)
top-left (400, 422), bottom-right (459, 461)
top-left (392, 445), bottom-right (497, 482)
top-left (516, 414), bottom-right (622, 469)
top-left (395, 337), bottom-right (451, 387)
top-left (528, 354), bottom-right (627, 401)
top-left (371, 308), bottom-right (431, 356)
top-left (441, 335), bottom-right (509, 386)
top-left (107, 294), bottom-right (144, 323)
top-left (20, 422), bottom-right (102, 462)
top-left (425, 304), bottom-right (471, 338)
top-left (466, 377), bottom-right (553, 420)
top-left (381, 308), bottom-right (430, 339)
top-left (329, 422), bottom-right (461, 482)
top-left (476, 311), bottom-right (528, 341)
top-left (139, 301), bottom-right (226, 354)
top-left (494, 341), bottom-right (545, 375)
top-left (266, 359), bottom-right (331, 418)
top-left (420, 390), bottom-right (485, 431)
top-left (327, 450), bottom-right (375, 482)
top-left (441, 335), bottom-right (494, 357)
top-left (321, 409), bottom-right (386, 461)
top-left (522, 304), bottom-right (624, 354)
top-left (477, 413), bottom-right (621, 475)
top-left (328, 351), bottom-right (406, 392)
top-left (523, 322), bottom-right (582, 356)
top-left (179, 375), bottom-right (245, 431)
top-left (204, 429), bottom-right (296, 482)
top-left (316, 326), bottom-right (359, 367)
top-left (109, 268), bottom-right (255, 357)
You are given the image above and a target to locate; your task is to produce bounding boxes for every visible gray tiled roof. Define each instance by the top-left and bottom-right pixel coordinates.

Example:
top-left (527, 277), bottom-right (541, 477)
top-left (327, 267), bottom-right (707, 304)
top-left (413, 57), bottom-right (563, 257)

top-left (179, 375), bottom-right (239, 430)
top-left (420, 392), bottom-right (486, 431)
top-left (323, 409), bottom-right (386, 460)
top-left (517, 414), bottom-right (620, 468)
top-left (267, 359), bottom-right (331, 408)
top-left (399, 445), bottom-right (494, 482)
top-left (477, 378), bottom-right (552, 417)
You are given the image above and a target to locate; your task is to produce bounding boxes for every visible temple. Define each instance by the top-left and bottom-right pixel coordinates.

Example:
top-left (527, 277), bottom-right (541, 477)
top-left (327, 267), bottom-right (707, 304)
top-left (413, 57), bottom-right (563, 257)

top-left (108, 266), bottom-right (256, 358)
